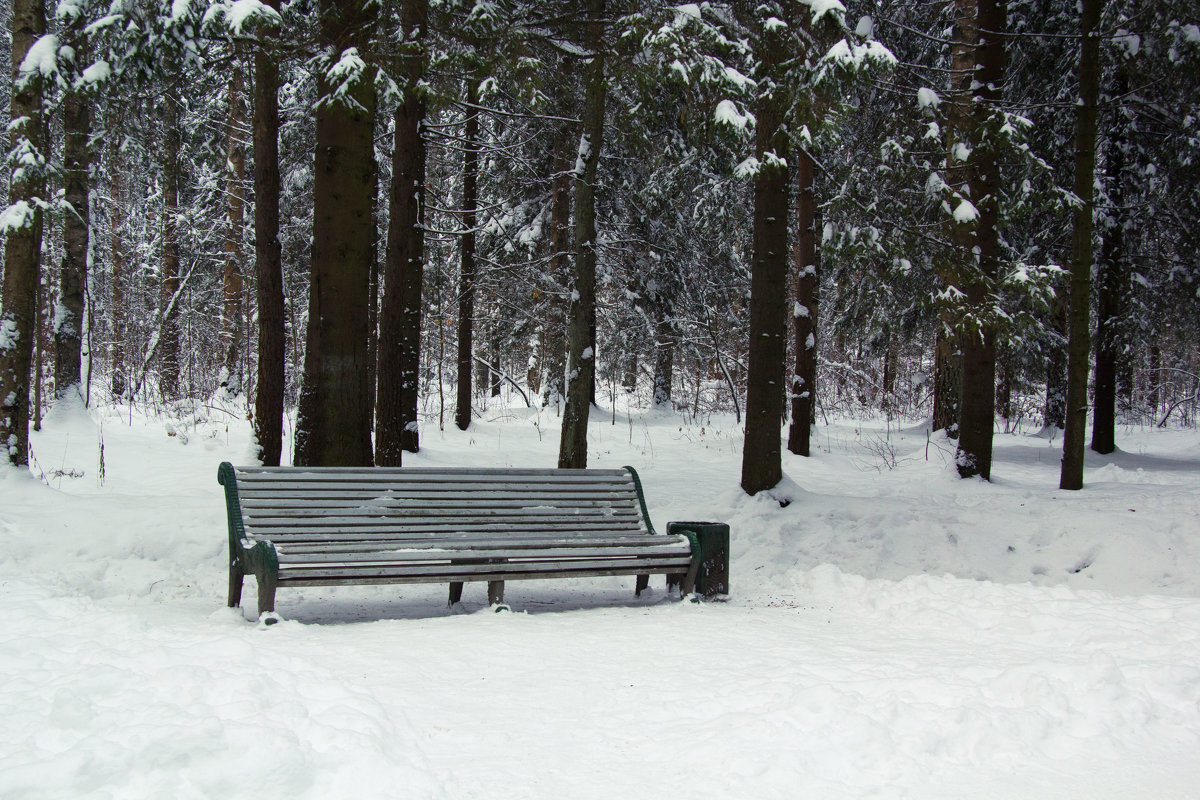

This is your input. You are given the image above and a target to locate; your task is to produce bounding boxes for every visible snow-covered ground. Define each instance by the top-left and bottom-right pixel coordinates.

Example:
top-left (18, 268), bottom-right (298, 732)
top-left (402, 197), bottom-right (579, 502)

top-left (3, 395), bottom-right (1199, 798)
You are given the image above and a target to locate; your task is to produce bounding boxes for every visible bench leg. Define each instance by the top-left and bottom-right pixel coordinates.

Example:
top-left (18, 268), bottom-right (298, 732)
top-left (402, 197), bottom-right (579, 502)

top-left (257, 572), bottom-right (277, 616)
top-left (448, 581), bottom-right (464, 606)
top-left (635, 574), bottom-right (649, 597)
top-left (227, 559), bottom-right (245, 609)
top-left (678, 559), bottom-right (700, 597)
top-left (487, 580), bottom-right (505, 606)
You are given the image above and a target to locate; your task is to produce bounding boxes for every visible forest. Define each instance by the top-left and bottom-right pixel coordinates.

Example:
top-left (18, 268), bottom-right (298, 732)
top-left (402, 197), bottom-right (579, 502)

top-left (0, 0), bottom-right (1198, 492)
top-left (5, 3), bottom-right (1200, 795)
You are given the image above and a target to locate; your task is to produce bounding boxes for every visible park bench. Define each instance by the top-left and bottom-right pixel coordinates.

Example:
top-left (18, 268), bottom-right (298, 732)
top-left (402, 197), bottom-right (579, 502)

top-left (218, 462), bottom-right (729, 619)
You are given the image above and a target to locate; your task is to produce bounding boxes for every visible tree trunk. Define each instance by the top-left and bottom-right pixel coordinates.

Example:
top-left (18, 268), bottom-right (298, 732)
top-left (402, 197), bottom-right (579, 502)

top-left (933, 330), bottom-right (961, 435)
top-left (455, 79), bottom-right (480, 431)
top-left (1045, 286), bottom-right (1067, 429)
top-left (294, 0), bottom-right (377, 467)
top-left (936, 0), bottom-right (980, 442)
top-left (623, 351), bottom-right (637, 395)
top-left (253, 0), bottom-right (284, 466)
top-left (158, 97), bottom-right (182, 402)
top-left (1091, 70), bottom-right (1128, 455)
top-left (1060, 0), bottom-right (1103, 490)
top-left (376, 0), bottom-right (427, 463)
top-left (1146, 343), bottom-right (1161, 418)
top-left (651, 313), bottom-right (675, 409)
top-left (997, 351), bottom-right (1012, 422)
top-left (558, 0), bottom-right (607, 469)
top-left (105, 114), bottom-right (128, 398)
top-left (55, 21), bottom-right (89, 401)
top-left (527, 327), bottom-right (542, 396)
top-left (788, 148), bottom-right (818, 457)
top-left (542, 127), bottom-right (572, 410)
top-left (33, 269), bottom-right (44, 430)
top-left (740, 10), bottom-right (790, 495)
top-left (0, 0), bottom-right (46, 466)
top-left (221, 58), bottom-right (247, 397)
top-left (588, 302), bottom-right (598, 406)
top-left (955, 0), bottom-right (1005, 481)
top-left (490, 343), bottom-right (501, 398)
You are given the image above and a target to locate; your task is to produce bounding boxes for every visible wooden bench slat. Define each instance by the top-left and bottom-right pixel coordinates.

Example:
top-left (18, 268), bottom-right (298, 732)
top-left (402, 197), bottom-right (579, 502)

top-left (237, 467), bottom-right (625, 478)
top-left (273, 534), bottom-right (689, 554)
top-left (242, 516), bottom-right (643, 529)
top-left (235, 474), bottom-right (635, 488)
top-left (275, 565), bottom-right (691, 587)
top-left (242, 531), bottom-right (660, 546)
top-left (277, 556), bottom-right (692, 581)
top-left (245, 519), bottom-right (645, 533)
top-left (240, 504), bottom-right (641, 517)
top-left (237, 489), bottom-right (643, 501)
top-left (276, 544), bottom-right (692, 564)
top-left (242, 517), bottom-right (644, 528)
top-left (237, 485), bottom-right (638, 496)
top-left (238, 498), bottom-right (641, 512)
top-left (236, 490), bottom-right (643, 503)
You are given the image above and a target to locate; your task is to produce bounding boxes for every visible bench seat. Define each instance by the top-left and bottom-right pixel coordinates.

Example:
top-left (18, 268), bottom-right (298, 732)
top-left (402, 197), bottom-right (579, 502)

top-left (219, 463), bottom-right (727, 619)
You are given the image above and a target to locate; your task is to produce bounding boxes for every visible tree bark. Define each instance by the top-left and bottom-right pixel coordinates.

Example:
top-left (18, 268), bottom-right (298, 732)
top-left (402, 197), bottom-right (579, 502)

top-left (455, 78), bottom-right (480, 431)
top-left (933, 331), bottom-right (961, 435)
top-left (542, 126), bottom-right (573, 410)
top-left (1060, 0), bottom-right (1103, 490)
top-left (740, 8), bottom-right (790, 495)
top-left (294, 0), bottom-right (377, 467)
top-left (55, 20), bottom-right (89, 401)
top-left (252, 0), bottom-right (284, 466)
top-left (490, 343), bottom-right (501, 398)
top-left (221, 57), bottom-right (247, 397)
top-left (788, 149), bottom-right (818, 457)
top-left (1146, 343), bottom-right (1161, 418)
top-left (1044, 286), bottom-right (1067, 429)
top-left (651, 312), bottom-right (675, 409)
top-left (1091, 70), bottom-right (1128, 455)
top-left (997, 351), bottom-right (1012, 422)
top-left (376, 0), bottom-right (427, 463)
top-left (955, 0), bottom-right (1005, 481)
top-left (105, 112), bottom-right (129, 398)
top-left (558, 0), bottom-right (607, 469)
top-left (158, 96), bottom-right (182, 402)
top-left (935, 0), bottom-right (979, 442)
top-left (0, 0), bottom-right (46, 466)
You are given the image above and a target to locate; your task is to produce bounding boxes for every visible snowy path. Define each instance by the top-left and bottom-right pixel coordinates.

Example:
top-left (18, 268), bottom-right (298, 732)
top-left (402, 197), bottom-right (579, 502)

top-left (3, 401), bottom-right (1200, 798)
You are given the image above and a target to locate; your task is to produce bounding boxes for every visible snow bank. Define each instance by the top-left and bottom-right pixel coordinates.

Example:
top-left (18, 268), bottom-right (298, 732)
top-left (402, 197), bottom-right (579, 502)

top-left (3, 398), bottom-right (1200, 797)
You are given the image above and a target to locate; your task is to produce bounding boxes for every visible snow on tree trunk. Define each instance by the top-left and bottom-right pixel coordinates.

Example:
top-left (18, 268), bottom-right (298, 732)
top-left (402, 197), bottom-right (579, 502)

top-left (558, 0), bottom-right (607, 470)
top-left (788, 149), bottom-right (818, 458)
top-left (955, 0), bottom-right (1005, 481)
top-left (0, 0), bottom-right (46, 467)
top-left (740, 3), bottom-right (790, 496)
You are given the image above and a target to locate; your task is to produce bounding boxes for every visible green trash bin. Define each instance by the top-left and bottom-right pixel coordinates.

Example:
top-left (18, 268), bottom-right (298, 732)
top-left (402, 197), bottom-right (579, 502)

top-left (667, 520), bottom-right (730, 597)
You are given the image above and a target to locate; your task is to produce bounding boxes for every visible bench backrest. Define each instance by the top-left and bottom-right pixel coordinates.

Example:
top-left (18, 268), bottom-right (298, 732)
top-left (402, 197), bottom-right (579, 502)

top-left (219, 464), bottom-right (658, 546)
